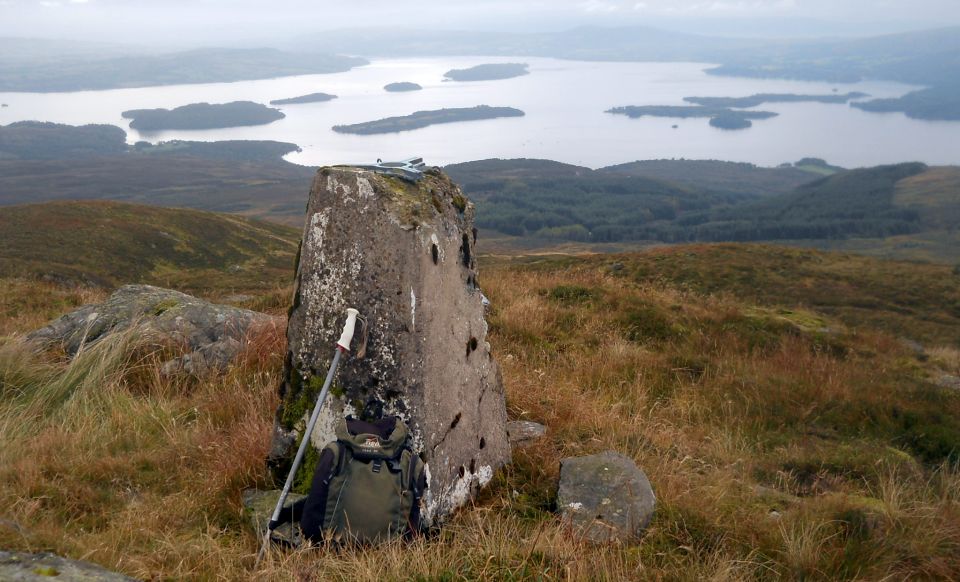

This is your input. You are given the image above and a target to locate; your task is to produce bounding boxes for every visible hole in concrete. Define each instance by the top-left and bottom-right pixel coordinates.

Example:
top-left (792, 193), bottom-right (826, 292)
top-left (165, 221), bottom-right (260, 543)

top-left (460, 234), bottom-right (471, 268)
top-left (450, 412), bottom-right (462, 430)
top-left (469, 458), bottom-right (476, 473)
top-left (458, 465), bottom-right (466, 478)
top-left (466, 337), bottom-right (478, 357)
top-left (431, 244), bottom-right (439, 265)
top-left (479, 437), bottom-right (486, 449)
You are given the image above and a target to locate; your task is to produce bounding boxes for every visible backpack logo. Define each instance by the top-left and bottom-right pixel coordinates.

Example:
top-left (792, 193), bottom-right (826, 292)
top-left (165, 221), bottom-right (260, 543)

top-left (361, 436), bottom-right (382, 451)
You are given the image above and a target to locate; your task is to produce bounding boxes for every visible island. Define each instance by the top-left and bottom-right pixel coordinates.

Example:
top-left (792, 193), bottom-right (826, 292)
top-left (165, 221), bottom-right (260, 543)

top-left (121, 101), bottom-right (285, 131)
top-left (606, 105), bottom-right (778, 130)
top-left (443, 63), bottom-right (529, 82)
top-left (269, 92), bottom-right (337, 105)
top-left (1, 104), bottom-right (7, 108)
top-left (709, 112), bottom-right (754, 130)
top-left (384, 82), bottom-right (423, 93)
top-left (685, 92), bottom-right (869, 108)
top-left (332, 105), bottom-right (525, 135)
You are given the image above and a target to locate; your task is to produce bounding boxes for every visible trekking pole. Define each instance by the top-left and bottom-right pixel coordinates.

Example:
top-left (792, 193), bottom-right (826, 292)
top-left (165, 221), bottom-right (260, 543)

top-left (256, 307), bottom-right (361, 566)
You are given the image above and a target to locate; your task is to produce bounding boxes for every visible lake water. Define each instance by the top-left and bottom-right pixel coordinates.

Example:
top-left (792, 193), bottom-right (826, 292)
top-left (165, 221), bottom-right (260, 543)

top-left (0, 56), bottom-right (956, 169)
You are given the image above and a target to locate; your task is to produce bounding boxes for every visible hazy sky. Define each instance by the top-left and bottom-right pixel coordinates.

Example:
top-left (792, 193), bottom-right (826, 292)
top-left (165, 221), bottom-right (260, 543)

top-left (2, 0), bottom-right (959, 45)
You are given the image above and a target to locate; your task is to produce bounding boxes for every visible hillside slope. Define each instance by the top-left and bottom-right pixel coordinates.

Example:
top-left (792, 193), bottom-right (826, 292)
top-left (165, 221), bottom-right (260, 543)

top-left (1, 242), bottom-right (958, 579)
top-left (0, 200), bottom-right (300, 292)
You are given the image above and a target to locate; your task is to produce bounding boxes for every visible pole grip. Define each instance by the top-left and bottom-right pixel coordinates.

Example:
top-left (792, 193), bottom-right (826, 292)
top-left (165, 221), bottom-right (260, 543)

top-left (337, 308), bottom-right (360, 351)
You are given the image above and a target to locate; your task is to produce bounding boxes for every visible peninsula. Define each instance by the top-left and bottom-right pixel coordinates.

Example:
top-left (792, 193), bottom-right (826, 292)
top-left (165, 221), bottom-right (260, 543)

top-left (607, 105), bottom-right (778, 130)
top-left (443, 63), bottom-right (529, 82)
top-left (269, 93), bottom-right (337, 105)
top-left (332, 105), bottom-right (525, 135)
top-left (122, 101), bottom-right (285, 131)
top-left (684, 92), bottom-right (869, 108)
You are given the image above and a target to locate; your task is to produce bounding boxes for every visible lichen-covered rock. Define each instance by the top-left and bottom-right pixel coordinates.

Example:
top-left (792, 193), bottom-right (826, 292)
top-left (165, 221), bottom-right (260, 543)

top-left (27, 285), bottom-right (280, 374)
top-left (274, 166), bottom-right (509, 525)
top-left (242, 489), bottom-right (306, 545)
top-left (507, 420), bottom-right (548, 447)
top-left (0, 551), bottom-right (135, 581)
top-left (558, 451), bottom-right (656, 544)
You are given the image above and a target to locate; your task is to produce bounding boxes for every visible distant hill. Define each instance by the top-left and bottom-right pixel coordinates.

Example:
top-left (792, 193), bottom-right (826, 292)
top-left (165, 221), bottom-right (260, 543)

top-left (598, 159), bottom-right (825, 197)
top-left (693, 163), bottom-right (930, 241)
top-left (1, 120), bottom-right (302, 163)
top-left (449, 158), bottom-right (960, 263)
top-left (0, 44), bottom-right (367, 92)
top-left (0, 201), bottom-right (300, 291)
top-left (446, 158), bottom-right (827, 241)
top-left (0, 122), bottom-right (128, 160)
top-left (0, 122), bottom-right (314, 224)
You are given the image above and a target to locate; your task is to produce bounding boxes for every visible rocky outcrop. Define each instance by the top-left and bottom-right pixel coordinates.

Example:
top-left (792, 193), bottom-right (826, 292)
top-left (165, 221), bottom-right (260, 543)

top-left (0, 551), bottom-right (135, 581)
top-left (28, 285), bottom-right (280, 374)
top-left (558, 451), bottom-right (656, 544)
top-left (274, 166), bottom-right (509, 525)
top-left (242, 489), bottom-right (306, 546)
top-left (507, 420), bottom-right (548, 447)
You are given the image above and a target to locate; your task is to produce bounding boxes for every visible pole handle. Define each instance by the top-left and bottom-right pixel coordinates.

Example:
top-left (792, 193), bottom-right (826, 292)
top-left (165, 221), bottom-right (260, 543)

top-left (337, 308), bottom-right (360, 351)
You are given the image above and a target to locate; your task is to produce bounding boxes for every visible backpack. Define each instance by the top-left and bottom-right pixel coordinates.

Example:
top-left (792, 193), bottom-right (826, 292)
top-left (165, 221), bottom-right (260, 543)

top-left (294, 416), bottom-right (427, 544)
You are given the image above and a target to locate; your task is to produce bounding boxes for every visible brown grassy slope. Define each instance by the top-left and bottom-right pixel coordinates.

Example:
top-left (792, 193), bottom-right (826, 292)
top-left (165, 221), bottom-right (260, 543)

top-left (1, 244), bottom-right (959, 580)
top-left (600, 243), bottom-right (960, 346)
top-left (0, 200), bottom-right (300, 296)
top-left (895, 166), bottom-right (960, 230)
top-left (0, 155), bottom-right (315, 225)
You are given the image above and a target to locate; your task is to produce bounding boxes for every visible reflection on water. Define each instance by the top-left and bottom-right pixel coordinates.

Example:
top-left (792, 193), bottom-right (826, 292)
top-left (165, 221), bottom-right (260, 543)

top-left (0, 56), bottom-right (956, 169)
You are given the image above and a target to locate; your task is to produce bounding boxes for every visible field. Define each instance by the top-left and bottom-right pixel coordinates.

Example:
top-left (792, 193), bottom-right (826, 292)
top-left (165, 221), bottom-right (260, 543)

top-left (1, 225), bottom-right (959, 579)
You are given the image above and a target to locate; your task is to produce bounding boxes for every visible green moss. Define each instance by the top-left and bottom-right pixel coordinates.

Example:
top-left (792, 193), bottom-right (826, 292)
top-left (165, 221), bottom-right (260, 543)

top-left (452, 194), bottom-right (468, 213)
top-left (33, 566), bottom-right (60, 576)
top-left (292, 441), bottom-right (322, 494)
top-left (280, 371), bottom-right (326, 430)
top-left (152, 298), bottom-right (180, 316)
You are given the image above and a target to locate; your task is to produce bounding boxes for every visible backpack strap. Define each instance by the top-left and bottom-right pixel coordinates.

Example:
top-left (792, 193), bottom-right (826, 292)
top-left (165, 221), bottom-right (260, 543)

top-left (407, 448), bottom-right (420, 494)
top-left (324, 441), bottom-right (350, 485)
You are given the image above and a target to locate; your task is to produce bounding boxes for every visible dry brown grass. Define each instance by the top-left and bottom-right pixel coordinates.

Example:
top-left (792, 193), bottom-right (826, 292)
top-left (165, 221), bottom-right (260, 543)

top-left (1, 252), bottom-right (959, 580)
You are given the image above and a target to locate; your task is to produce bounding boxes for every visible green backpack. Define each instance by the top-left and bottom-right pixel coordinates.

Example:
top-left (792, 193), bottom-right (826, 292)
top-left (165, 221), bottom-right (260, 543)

top-left (301, 416), bottom-right (426, 543)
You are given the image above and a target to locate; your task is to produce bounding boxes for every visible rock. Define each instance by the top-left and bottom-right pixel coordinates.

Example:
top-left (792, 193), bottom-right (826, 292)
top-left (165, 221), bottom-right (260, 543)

top-left (275, 166), bottom-right (509, 525)
top-left (558, 451), bottom-right (656, 544)
top-left (28, 285), bottom-right (280, 374)
top-left (935, 374), bottom-right (960, 390)
top-left (0, 551), bottom-right (135, 581)
top-left (506, 420), bottom-right (547, 447)
top-left (242, 489), bottom-right (306, 545)
top-left (898, 338), bottom-right (928, 361)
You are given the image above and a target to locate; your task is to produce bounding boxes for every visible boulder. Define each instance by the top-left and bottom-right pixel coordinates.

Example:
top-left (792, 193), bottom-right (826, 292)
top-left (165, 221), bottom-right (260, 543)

top-left (935, 374), bottom-right (960, 390)
top-left (242, 489), bottom-right (306, 545)
top-left (28, 285), bottom-right (280, 374)
top-left (558, 451), bottom-right (656, 544)
top-left (506, 420), bottom-right (548, 447)
top-left (274, 166), bottom-right (509, 525)
top-left (0, 551), bottom-right (135, 581)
